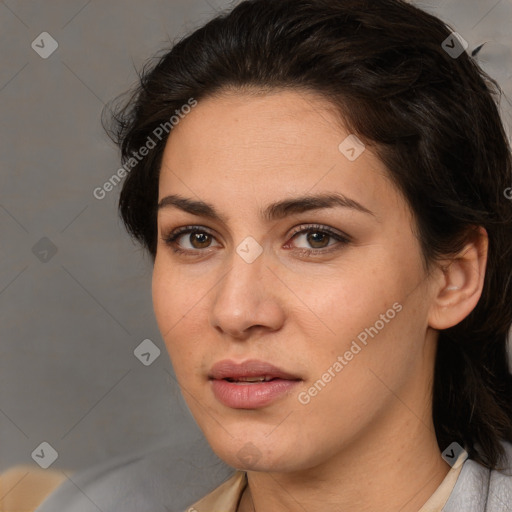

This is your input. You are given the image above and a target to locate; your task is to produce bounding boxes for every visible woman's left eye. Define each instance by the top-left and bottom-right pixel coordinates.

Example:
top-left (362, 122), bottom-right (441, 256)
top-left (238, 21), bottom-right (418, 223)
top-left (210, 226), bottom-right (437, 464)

top-left (288, 225), bottom-right (349, 253)
top-left (161, 224), bottom-right (350, 256)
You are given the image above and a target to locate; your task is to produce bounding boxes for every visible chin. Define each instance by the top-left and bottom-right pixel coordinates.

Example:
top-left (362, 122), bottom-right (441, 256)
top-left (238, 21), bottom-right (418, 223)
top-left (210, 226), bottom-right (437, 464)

top-left (206, 432), bottom-right (308, 473)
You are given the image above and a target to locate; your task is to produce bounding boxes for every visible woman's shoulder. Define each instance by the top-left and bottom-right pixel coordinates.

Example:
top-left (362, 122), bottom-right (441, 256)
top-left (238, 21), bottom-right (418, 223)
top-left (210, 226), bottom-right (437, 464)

top-left (486, 441), bottom-right (512, 511)
top-left (443, 441), bottom-right (512, 512)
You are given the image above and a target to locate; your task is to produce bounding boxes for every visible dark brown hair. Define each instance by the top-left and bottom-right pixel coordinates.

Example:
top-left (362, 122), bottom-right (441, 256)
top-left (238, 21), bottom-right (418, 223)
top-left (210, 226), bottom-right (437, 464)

top-left (104, 0), bottom-right (512, 469)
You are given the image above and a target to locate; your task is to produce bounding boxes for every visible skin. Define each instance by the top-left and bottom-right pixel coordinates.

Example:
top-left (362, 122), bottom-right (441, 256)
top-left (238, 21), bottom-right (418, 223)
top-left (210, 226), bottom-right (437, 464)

top-left (152, 89), bottom-right (488, 512)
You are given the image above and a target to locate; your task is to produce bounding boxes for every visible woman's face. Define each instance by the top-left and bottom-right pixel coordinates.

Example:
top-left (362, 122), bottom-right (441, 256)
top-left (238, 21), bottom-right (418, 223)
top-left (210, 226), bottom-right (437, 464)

top-left (152, 89), bottom-right (440, 472)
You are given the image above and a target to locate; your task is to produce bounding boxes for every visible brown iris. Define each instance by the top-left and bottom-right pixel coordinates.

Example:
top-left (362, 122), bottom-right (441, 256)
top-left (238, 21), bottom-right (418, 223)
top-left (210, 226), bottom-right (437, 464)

top-left (305, 231), bottom-right (330, 249)
top-left (189, 232), bottom-right (212, 249)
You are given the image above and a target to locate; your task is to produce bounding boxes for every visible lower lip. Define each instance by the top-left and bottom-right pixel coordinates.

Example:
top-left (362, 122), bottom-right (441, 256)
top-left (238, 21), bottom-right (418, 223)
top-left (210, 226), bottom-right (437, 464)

top-left (210, 378), bottom-right (301, 409)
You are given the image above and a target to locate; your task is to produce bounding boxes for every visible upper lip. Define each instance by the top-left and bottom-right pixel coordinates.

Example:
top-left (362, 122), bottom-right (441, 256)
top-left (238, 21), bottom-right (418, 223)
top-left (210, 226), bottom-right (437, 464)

top-left (208, 359), bottom-right (302, 381)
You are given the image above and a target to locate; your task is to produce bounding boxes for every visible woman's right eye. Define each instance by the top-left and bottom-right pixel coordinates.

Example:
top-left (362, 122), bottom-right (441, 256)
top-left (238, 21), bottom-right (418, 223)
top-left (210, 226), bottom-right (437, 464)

top-left (162, 226), bottom-right (221, 255)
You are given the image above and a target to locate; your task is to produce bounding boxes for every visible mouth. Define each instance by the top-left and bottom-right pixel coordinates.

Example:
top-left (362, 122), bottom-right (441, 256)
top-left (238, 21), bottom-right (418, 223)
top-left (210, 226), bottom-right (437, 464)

top-left (208, 359), bottom-right (302, 382)
top-left (223, 376), bottom-right (282, 383)
top-left (208, 359), bottom-right (302, 409)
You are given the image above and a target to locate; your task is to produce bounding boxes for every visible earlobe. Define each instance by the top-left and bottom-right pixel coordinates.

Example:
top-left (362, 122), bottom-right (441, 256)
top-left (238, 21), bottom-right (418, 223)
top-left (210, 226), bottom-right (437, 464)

top-left (428, 227), bottom-right (488, 330)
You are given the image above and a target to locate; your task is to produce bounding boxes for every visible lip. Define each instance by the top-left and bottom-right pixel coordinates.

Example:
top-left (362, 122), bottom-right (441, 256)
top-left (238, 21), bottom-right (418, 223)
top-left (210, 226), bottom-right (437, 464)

top-left (209, 359), bottom-right (302, 409)
top-left (209, 359), bottom-right (302, 381)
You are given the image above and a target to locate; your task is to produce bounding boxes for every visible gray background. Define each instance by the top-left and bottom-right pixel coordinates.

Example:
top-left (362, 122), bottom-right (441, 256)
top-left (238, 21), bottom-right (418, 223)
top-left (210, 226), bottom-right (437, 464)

top-left (0, 0), bottom-right (511, 486)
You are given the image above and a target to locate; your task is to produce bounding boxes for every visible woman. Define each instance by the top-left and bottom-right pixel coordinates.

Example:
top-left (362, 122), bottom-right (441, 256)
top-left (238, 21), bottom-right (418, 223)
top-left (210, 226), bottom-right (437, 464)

top-left (106, 0), bottom-right (512, 510)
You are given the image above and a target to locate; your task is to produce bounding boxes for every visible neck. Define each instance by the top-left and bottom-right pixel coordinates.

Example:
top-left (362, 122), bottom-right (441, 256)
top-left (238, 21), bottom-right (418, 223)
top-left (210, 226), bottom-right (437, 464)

top-left (238, 407), bottom-right (449, 512)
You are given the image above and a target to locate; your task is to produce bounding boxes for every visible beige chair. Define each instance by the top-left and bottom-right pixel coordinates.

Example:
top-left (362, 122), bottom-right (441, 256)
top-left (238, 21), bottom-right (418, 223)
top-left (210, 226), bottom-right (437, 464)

top-left (0, 465), bottom-right (67, 512)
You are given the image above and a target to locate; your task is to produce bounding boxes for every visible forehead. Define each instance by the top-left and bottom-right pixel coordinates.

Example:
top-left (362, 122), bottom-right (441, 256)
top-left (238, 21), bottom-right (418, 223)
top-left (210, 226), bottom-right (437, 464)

top-left (157, 89), bottom-right (403, 222)
top-left (162, 88), bottom-right (347, 167)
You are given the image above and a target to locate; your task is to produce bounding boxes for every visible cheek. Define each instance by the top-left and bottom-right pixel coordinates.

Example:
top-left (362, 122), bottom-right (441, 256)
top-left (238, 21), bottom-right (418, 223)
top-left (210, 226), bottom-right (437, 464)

top-left (295, 308), bottom-right (420, 444)
top-left (152, 262), bottom-right (204, 371)
top-left (295, 264), bottom-right (424, 394)
top-left (297, 270), bottom-right (399, 351)
top-left (152, 264), bottom-right (175, 336)
top-left (152, 257), bottom-right (205, 327)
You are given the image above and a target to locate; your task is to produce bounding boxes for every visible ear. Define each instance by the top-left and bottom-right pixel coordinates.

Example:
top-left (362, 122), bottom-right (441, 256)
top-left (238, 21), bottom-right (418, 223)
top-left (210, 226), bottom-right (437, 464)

top-left (428, 226), bottom-right (488, 330)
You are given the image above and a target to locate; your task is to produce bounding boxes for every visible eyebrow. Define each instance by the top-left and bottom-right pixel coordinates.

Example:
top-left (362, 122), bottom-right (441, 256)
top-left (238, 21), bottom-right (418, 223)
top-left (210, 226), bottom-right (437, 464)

top-left (157, 192), bottom-right (375, 223)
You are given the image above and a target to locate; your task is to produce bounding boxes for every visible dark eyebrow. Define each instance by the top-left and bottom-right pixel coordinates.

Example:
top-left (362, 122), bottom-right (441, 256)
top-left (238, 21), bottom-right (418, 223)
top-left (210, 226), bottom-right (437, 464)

top-left (157, 192), bottom-right (375, 223)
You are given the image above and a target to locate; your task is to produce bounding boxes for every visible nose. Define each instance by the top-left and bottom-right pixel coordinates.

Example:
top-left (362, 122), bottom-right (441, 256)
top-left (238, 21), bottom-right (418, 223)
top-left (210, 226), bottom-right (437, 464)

top-left (210, 248), bottom-right (286, 340)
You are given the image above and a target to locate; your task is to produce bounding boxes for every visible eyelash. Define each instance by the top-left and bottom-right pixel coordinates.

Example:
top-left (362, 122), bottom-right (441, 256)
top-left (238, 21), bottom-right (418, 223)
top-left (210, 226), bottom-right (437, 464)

top-left (161, 224), bottom-right (351, 257)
